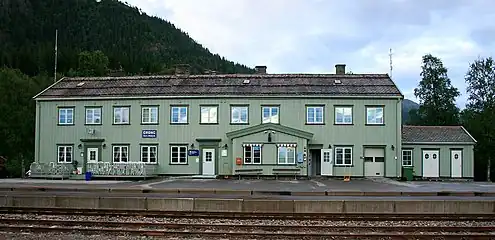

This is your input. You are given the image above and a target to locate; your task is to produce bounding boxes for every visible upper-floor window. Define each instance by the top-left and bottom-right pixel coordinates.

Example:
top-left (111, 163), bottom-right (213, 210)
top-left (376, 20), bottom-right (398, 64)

top-left (231, 106), bottom-right (248, 124)
top-left (402, 150), bottom-right (412, 166)
top-left (58, 108), bottom-right (74, 125)
top-left (141, 106), bottom-right (158, 124)
top-left (243, 144), bottom-right (261, 164)
top-left (170, 145), bottom-right (187, 164)
top-left (113, 145), bottom-right (129, 163)
top-left (141, 145), bottom-right (157, 164)
top-left (57, 145), bottom-right (73, 163)
top-left (85, 107), bottom-right (101, 125)
top-left (113, 106), bottom-right (130, 124)
top-left (335, 106), bottom-right (352, 124)
top-left (306, 106), bottom-right (324, 124)
top-left (277, 145), bottom-right (296, 164)
top-left (171, 106), bottom-right (188, 124)
top-left (335, 146), bottom-right (352, 166)
top-left (262, 106), bottom-right (279, 123)
top-left (366, 106), bottom-right (384, 125)
top-left (200, 106), bottom-right (218, 124)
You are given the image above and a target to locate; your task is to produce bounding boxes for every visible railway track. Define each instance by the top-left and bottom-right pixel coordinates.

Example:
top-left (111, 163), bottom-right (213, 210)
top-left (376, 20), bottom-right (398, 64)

top-left (0, 218), bottom-right (494, 239)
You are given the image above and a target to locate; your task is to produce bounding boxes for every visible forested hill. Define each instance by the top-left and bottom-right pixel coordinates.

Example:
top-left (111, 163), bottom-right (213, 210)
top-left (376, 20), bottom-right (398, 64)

top-left (0, 0), bottom-right (254, 76)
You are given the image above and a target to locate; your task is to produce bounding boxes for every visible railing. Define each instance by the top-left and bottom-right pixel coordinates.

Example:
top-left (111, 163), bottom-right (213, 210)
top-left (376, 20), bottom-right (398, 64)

top-left (29, 162), bottom-right (72, 178)
top-left (86, 162), bottom-right (157, 177)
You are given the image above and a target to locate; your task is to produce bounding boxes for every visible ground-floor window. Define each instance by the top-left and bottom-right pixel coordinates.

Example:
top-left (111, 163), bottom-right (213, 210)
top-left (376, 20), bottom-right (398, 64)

top-left (243, 144), bottom-right (262, 164)
top-left (170, 145), bottom-right (187, 164)
top-left (113, 145), bottom-right (129, 163)
top-left (335, 146), bottom-right (352, 166)
top-left (141, 145), bottom-right (157, 163)
top-left (277, 144), bottom-right (296, 164)
top-left (402, 149), bottom-right (412, 166)
top-left (57, 145), bottom-right (73, 163)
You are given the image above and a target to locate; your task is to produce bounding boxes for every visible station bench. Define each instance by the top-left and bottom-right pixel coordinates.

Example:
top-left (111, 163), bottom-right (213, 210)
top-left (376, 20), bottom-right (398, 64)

top-left (273, 168), bottom-right (300, 180)
top-left (234, 169), bottom-right (263, 180)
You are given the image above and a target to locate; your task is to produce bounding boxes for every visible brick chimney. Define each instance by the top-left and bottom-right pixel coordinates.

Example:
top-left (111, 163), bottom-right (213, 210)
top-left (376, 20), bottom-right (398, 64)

top-left (335, 64), bottom-right (346, 74)
top-left (255, 66), bottom-right (267, 74)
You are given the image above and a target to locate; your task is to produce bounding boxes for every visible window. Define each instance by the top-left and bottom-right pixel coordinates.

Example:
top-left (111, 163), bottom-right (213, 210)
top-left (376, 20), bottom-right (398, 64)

top-left (231, 106), bottom-right (248, 124)
top-left (141, 145), bottom-right (157, 163)
top-left (243, 144), bottom-right (261, 164)
top-left (113, 107), bottom-right (130, 124)
top-left (113, 145), bottom-right (129, 163)
top-left (262, 106), bottom-right (279, 123)
top-left (402, 150), bottom-right (412, 166)
top-left (366, 106), bottom-right (384, 124)
top-left (335, 106), bottom-right (352, 124)
top-left (277, 145), bottom-right (296, 164)
top-left (57, 145), bottom-right (73, 163)
top-left (141, 106), bottom-right (158, 124)
top-left (335, 147), bottom-right (352, 166)
top-left (170, 146), bottom-right (188, 164)
top-left (58, 108), bottom-right (74, 125)
top-left (171, 106), bottom-right (188, 124)
top-left (306, 106), bottom-right (324, 124)
top-left (85, 107), bottom-right (101, 124)
top-left (200, 106), bottom-right (218, 124)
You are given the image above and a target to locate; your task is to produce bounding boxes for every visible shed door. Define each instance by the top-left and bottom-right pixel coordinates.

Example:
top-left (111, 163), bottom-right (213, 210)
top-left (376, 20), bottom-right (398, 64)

top-left (422, 150), bottom-right (439, 178)
top-left (87, 148), bottom-right (98, 163)
top-left (451, 150), bottom-right (462, 178)
top-left (320, 149), bottom-right (333, 176)
top-left (364, 148), bottom-right (385, 177)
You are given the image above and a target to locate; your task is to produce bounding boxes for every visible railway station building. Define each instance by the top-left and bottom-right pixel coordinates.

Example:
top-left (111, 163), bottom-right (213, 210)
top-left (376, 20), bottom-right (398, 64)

top-left (30, 64), bottom-right (477, 180)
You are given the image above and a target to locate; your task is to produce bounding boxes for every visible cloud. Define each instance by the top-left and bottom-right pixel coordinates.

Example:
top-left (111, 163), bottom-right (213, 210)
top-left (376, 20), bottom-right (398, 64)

top-left (125, 0), bottom-right (495, 108)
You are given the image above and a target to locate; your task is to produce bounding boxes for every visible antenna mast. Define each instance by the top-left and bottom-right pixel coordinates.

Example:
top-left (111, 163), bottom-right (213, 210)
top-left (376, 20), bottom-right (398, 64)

top-left (389, 48), bottom-right (393, 79)
top-left (54, 29), bottom-right (58, 82)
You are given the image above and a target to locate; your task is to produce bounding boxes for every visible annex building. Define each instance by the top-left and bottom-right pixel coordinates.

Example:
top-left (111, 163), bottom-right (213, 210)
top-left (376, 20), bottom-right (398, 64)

top-left (30, 65), bottom-right (477, 180)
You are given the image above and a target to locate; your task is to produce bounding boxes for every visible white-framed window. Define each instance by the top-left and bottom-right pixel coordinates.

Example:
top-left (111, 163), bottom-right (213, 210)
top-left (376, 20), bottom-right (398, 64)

top-left (58, 108), bottom-right (74, 125)
top-left (200, 106), bottom-right (218, 124)
top-left (141, 145), bottom-right (157, 164)
top-left (170, 146), bottom-right (188, 164)
top-left (402, 150), bottom-right (413, 166)
top-left (85, 107), bottom-right (101, 124)
top-left (277, 145), bottom-right (296, 164)
top-left (335, 106), bottom-right (352, 124)
top-left (57, 145), bottom-right (73, 163)
top-left (113, 145), bottom-right (129, 163)
top-left (243, 144), bottom-right (261, 164)
top-left (262, 106), bottom-right (279, 123)
top-left (366, 106), bottom-right (384, 125)
top-left (306, 106), bottom-right (324, 124)
top-left (113, 106), bottom-right (130, 124)
top-left (171, 106), bottom-right (188, 123)
top-left (335, 147), bottom-right (352, 166)
top-left (141, 106), bottom-right (158, 124)
top-left (231, 106), bottom-right (248, 124)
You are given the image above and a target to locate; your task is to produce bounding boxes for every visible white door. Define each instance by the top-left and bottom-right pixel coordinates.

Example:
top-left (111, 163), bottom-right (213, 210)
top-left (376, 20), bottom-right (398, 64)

top-left (422, 150), bottom-right (439, 177)
top-left (320, 149), bottom-right (333, 176)
top-left (364, 148), bottom-right (385, 177)
top-left (87, 148), bottom-right (98, 163)
top-left (202, 149), bottom-right (215, 175)
top-left (451, 150), bottom-right (462, 178)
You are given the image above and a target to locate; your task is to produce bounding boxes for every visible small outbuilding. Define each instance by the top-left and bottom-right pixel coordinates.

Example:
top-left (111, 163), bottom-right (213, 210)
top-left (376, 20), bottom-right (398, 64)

top-left (401, 125), bottom-right (477, 180)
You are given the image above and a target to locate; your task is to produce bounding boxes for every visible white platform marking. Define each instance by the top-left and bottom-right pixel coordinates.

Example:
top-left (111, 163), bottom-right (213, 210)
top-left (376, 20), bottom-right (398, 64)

top-left (310, 180), bottom-right (326, 187)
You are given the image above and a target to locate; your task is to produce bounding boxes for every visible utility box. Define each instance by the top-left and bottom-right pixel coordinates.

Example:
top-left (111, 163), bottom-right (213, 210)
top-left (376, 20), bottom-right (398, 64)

top-left (402, 167), bottom-right (414, 181)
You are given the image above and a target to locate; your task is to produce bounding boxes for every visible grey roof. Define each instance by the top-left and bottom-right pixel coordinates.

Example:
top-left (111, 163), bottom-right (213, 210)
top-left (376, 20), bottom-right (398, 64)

top-left (402, 125), bottom-right (477, 143)
top-left (34, 74), bottom-right (403, 99)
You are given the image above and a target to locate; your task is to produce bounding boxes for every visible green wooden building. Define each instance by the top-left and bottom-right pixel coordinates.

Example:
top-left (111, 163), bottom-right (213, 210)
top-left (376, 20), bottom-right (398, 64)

top-left (29, 64), bottom-right (476, 180)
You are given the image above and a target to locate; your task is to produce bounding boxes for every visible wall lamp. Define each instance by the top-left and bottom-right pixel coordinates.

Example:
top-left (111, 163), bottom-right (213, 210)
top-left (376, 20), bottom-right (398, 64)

top-left (391, 145), bottom-right (395, 151)
top-left (190, 143), bottom-right (195, 149)
top-left (77, 144), bottom-right (82, 149)
top-left (223, 144), bottom-right (228, 149)
top-left (102, 143), bottom-right (106, 149)
top-left (328, 144), bottom-right (332, 149)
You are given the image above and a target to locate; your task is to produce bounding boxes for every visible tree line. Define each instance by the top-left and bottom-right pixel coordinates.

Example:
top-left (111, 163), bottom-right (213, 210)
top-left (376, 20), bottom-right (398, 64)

top-left (407, 54), bottom-right (495, 181)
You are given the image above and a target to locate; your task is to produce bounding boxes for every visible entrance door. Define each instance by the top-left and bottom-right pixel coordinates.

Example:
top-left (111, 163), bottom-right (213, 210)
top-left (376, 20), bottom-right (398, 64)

top-left (320, 149), bottom-right (333, 176)
top-left (451, 150), bottom-right (462, 178)
top-left (364, 148), bottom-right (385, 177)
top-left (202, 149), bottom-right (215, 175)
top-left (422, 150), bottom-right (439, 177)
top-left (87, 148), bottom-right (99, 163)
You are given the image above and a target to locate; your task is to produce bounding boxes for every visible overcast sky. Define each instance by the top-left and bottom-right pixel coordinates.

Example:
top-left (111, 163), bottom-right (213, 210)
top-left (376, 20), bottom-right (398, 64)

top-left (124, 0), bottom-right (494, 107)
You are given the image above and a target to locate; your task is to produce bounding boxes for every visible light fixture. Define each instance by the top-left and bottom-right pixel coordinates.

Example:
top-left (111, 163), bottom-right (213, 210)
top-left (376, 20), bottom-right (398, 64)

top-left (328, 144), bottom-right (332, 149)
top-left (223, 144), bottom-right (228, 149)
top-left (391, 145), bottom-right (395, 151)
top-left (102, 143), bottom-right (106, 148)
top-left (77, 144), bottom-right (82, 149)
top-left (190, 143), bottom-right (195, 149)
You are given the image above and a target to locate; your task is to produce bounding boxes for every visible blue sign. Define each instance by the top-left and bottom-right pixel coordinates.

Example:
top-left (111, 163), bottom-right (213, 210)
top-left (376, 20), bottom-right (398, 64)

top-left (297, 152), bottom-right (304, 164)
top-left (188, 150), bottom-right (200, 156)
top-left (142, 130), bottom-right (157, 138)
